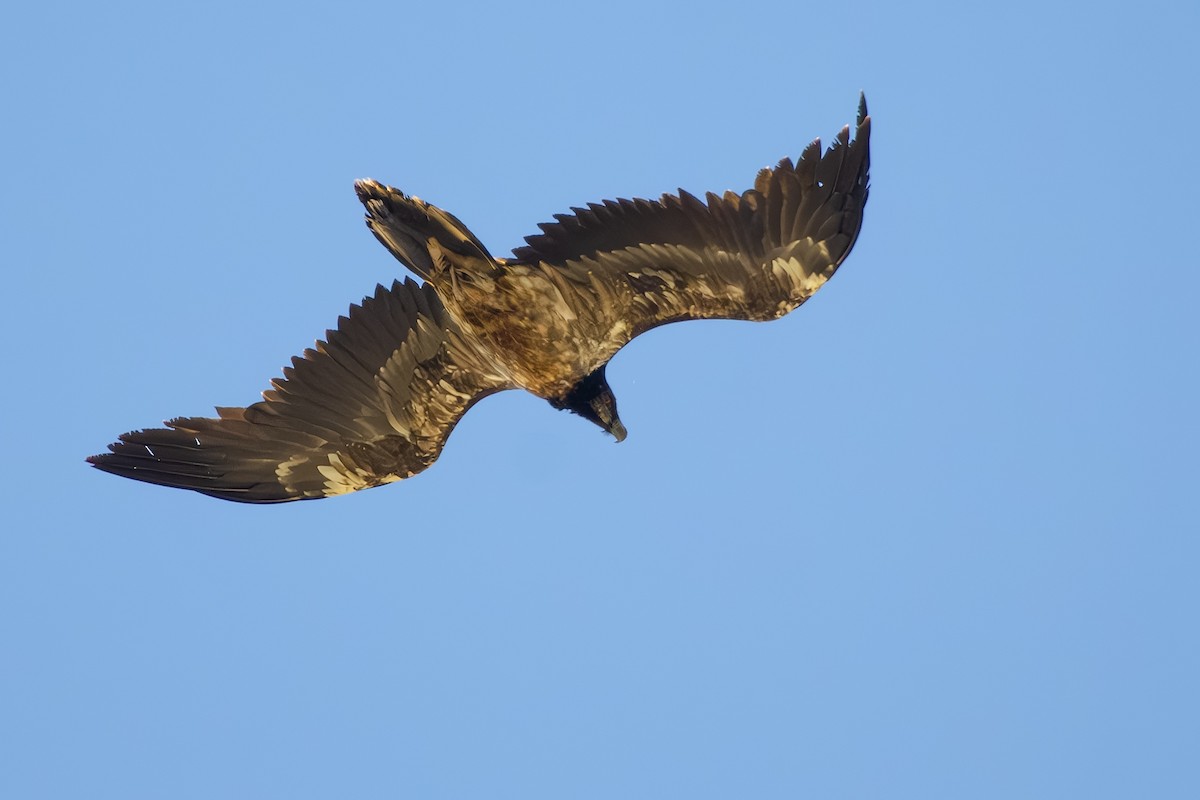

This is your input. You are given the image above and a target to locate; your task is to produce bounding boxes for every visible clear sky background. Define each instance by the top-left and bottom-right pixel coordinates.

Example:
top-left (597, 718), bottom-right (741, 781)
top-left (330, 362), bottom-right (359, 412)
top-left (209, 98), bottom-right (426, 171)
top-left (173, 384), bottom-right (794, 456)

top-left (3, 1), bottom-right (1197, 797)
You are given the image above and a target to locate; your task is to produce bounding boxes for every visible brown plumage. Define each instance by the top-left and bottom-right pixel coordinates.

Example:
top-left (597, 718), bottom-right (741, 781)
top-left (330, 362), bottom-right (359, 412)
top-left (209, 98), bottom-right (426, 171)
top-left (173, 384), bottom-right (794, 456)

top-left (88, 96), bottom-right (871, 502)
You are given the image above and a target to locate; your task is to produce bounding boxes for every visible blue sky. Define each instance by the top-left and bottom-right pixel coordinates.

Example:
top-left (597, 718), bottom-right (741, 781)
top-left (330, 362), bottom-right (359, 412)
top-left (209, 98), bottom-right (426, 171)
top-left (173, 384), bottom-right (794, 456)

top-left (4, 1), bottom-right (1197, 797)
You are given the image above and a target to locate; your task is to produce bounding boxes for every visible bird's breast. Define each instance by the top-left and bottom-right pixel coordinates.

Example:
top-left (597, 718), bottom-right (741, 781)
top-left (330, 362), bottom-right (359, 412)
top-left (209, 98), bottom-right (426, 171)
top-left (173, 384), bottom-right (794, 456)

top-left (436, 268), bottom-right (622, 397)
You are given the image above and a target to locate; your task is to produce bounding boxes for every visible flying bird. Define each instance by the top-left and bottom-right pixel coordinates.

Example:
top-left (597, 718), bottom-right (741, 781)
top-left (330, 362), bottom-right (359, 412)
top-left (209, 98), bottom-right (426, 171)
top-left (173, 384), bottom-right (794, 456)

top-left (88, 96), bottom-right (872, 502)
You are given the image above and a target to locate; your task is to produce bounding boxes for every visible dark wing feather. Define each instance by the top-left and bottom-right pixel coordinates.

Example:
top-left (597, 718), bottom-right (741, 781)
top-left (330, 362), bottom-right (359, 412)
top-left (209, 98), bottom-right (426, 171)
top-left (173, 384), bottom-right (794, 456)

top-left (513, 97), bottom-right (870, 343)
top-left (88, 279), bottom-right (513, 503)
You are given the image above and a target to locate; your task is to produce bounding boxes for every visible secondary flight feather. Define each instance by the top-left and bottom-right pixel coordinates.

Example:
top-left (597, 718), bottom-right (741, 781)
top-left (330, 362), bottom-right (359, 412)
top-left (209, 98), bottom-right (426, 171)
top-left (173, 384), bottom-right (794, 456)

top-left (88, 96), bottom-right (872, 502)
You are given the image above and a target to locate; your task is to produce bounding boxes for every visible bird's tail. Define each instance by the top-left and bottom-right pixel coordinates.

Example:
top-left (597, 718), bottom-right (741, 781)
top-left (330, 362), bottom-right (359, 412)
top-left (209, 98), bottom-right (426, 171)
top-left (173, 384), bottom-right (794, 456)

top-left (354, 179), bottom-right (496, 281)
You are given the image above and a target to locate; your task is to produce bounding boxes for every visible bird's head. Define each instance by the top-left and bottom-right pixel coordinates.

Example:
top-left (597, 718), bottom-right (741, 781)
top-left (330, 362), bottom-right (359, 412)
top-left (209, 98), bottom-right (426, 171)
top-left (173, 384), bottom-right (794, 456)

top-left (550, 366), bottom-right (627, 442)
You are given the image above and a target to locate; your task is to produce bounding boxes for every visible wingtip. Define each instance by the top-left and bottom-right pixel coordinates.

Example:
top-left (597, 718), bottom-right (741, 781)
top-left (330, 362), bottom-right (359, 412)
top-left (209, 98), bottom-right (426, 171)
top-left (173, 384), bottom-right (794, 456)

top-left (355, 178), bottom-right (411, 206)
top-left (86, 449), bottom-right (124, 475)
top-left (354, 178), bottom-right (380, 203)
top-left (857, 92), bottom-right (868, 126)
top-left (87, 437), bottom-right (126, 466)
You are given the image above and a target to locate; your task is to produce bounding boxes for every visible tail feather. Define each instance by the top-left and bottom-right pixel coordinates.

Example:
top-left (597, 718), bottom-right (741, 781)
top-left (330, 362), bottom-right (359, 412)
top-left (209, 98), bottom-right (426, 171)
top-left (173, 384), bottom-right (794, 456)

top-left (354, 179), bottom-right (495, 280)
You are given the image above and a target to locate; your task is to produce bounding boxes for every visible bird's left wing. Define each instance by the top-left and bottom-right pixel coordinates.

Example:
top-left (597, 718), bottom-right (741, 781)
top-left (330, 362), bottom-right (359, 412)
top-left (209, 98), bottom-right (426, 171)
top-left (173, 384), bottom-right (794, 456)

top-left (88, 279), bottom-right (514, 503)
top-left (510, 97), bottom-right (870, 348)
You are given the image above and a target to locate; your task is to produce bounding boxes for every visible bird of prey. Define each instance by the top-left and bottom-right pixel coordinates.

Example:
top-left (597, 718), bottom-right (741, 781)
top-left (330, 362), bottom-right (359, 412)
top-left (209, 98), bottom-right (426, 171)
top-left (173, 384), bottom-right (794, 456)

top-left (88, 96), bottom-right (872, 503)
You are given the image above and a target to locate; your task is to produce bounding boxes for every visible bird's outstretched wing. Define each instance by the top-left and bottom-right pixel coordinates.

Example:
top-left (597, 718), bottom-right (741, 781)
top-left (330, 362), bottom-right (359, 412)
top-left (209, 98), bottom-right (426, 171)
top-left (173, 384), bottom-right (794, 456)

top-left (512, 96), bottom-right (871, 346)
top-left (88, 279), bottom-right (514, 503)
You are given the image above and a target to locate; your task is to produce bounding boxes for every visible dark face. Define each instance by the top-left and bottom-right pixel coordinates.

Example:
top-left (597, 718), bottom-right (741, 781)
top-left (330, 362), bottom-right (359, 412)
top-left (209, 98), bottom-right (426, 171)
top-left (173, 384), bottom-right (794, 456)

top-left (549, 366), bottom-right (627, 442)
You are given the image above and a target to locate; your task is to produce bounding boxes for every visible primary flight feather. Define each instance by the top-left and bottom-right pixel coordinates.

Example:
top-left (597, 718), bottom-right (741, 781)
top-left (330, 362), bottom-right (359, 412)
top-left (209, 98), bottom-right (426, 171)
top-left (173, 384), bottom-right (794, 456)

top-left (88, 96), bottom-right (872, 502)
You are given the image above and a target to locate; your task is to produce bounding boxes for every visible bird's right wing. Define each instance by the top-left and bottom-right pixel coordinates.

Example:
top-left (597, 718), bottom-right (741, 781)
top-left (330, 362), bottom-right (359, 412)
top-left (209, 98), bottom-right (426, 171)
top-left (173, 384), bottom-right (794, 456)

top-left (88, 279), bottom-right (514, 503)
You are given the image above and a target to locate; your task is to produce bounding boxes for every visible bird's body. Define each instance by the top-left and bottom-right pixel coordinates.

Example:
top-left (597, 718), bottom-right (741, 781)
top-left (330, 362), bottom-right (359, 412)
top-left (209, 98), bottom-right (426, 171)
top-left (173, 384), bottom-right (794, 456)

top-left (433, 261), bottom-right (621, 398)
top-left (89, 97), bottom-right (872, 502)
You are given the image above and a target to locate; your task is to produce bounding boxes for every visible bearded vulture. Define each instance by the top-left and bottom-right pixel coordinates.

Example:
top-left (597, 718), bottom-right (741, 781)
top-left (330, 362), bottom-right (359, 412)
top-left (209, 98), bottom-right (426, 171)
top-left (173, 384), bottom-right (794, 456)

top-left (88, 96), bottom-right (872, 502)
